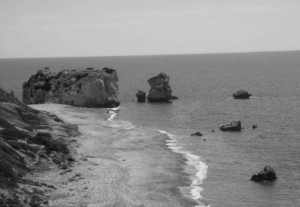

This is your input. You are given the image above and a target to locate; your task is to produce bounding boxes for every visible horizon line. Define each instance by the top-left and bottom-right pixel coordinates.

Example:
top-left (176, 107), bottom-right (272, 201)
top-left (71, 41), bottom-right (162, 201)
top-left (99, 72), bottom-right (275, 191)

top-left (0, 49), bottom-right (300, 60)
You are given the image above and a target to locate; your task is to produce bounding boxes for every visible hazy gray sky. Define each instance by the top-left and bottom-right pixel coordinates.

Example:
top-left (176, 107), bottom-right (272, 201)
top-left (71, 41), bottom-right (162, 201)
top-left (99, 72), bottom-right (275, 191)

top-left (1, 0), bottom-right (300, 58)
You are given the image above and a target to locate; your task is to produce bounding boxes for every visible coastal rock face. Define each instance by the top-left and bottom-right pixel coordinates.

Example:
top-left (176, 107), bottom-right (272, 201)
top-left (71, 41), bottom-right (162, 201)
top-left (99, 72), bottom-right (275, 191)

top-left (136, 90), bottom-right (146, 102)
top-left (147, 73), bottom-right (172, 102)
top-left (220, 121), bottom-right (242, 131)
top-left (0, 88), bottom-right (79, 206)
top-left (23, 67), bottom-right (120, 108)
top-left (250, 166), bottom-right (277, 182)
top-left (233, 90), bottom-right (252, 99)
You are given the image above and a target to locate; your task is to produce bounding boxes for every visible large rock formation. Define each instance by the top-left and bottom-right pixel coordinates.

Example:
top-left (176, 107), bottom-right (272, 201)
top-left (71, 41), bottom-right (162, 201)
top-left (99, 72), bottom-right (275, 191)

top-left (233, 90), bottom-right (252, 99)
top-left (147, 73), bottom-right (173, 102)
top-left (250, 166), bottom-right (277, 182)
top-left (0, 88), bottom-right (79, 206)
top-left (23, 67), bottom-right (120, 108)
top-left (220, 121), bottom-right (242, 132)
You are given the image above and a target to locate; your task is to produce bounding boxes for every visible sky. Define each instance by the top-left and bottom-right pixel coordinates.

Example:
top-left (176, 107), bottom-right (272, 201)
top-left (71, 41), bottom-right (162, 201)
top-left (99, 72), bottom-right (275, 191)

top-left (0, 0), bottom-right (300, 58)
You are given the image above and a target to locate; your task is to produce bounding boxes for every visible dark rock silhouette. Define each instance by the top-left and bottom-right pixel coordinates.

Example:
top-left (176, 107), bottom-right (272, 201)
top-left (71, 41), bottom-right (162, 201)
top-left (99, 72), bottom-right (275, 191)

top-left (220, 121), bottom-right (242, 131)
top-left (136, 90), bottom-right (146, 102)
top-left (233, 90), bottom-right (252, 99)
top-left (147, 73), bottom-right (173, 102)
top-left (23, 67), bottom-right (120, 108)
top-left (250, 166), bottom-right (277, 182)
top-left (252, 125), bottom-right (258, 129)
top-left (191, 132), bottom-right (203, 136)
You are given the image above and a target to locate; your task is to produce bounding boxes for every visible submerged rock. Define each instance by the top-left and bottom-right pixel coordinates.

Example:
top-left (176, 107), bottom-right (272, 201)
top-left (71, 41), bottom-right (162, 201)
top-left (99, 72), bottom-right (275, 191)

top-left (233, 90), bottom-right (252, 99)
top-left (147, 73), bottom-right (173, 102)
top-left (23, 67), bottom-right (120, 108)
top-left (220, 121), bottom-right (242, 131)
top-left (191, 132), bottom-right (203, 136)
top-left (252, 125), bottom-right (258, 129)
top-left (250, 166), bottom-right (277, 182)
top-left (136, 90), bottom-right (146, 102)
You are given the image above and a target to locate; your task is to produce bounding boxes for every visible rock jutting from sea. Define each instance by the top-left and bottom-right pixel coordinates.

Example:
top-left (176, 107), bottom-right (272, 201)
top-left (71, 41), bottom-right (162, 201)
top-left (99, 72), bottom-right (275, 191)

top-left (233, 90), bottom-right (252, 99)
top-left (23, 67), bottom-right (120, 108)
top-left (147, 73), bottom-right (173, 102)
top-left (136, 90), bottom-right (146, 103)
top-left (250, 166), bottom-right (277, 182)
top-left (220, 120), bottom-right (242, 132)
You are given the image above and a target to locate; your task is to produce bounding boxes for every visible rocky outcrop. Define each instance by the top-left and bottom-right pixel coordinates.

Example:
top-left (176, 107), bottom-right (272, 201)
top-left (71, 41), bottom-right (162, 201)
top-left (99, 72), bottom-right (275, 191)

top-left (136, 90), bottom-right (146, 103)
top-left (0, 88), bottom-right (79, 206)
top-left (233, 90), bottom-right (252, 99)
top-left (147, 73), bottom-right (173, 102)
top-left (220, 121), bottom-right (242, 131)
top-left (23, 67), bottom-right (120, 108)
top-left (250, 166), bottom-right (277, 182)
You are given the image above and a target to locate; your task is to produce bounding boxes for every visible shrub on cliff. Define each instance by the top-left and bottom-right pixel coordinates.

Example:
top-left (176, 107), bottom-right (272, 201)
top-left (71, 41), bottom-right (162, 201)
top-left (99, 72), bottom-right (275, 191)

top-left (30, 132), bottom-right (70, 154)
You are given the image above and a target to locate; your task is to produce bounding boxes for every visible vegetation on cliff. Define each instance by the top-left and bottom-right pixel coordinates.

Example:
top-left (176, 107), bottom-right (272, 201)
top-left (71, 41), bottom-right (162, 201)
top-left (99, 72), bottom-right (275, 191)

top-left (0, 88), bottom-right (79, 206)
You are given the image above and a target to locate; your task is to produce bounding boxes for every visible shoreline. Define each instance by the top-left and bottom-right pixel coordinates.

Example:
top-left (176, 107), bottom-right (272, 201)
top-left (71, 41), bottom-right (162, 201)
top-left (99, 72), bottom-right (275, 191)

top-left (158, 130), bottom-right (209, 207)
top-left (30, 104), bottom-right (202, 207)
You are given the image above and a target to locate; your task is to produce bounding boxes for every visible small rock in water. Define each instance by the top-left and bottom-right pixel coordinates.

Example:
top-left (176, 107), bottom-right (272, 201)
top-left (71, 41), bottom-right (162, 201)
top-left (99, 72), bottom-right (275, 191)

top-left (252, 125), bottom-right (258, 129)
top-left (191, 132), bottom-right (203, 136)
top-left (220, 121), bottom-right (242, 132)
top-left (136, 90), bottom-right (146, 103)
top-left (233, 90), bottom-right (252, 99)
top-left (250, 166), bottom-right (277, 182)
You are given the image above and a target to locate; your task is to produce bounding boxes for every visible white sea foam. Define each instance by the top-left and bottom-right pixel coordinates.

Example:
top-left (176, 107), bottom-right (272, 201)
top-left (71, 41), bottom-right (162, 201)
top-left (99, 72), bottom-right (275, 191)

top-left (157, 130), bottom-right (209, 207)
top-left (105, 107), bottom-right (136, 129)
top-left (107, 107), bottom-right (120, 121)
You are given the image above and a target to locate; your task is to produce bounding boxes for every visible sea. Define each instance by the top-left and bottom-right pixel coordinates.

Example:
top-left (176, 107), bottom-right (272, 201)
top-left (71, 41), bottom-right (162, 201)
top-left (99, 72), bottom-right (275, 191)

top-left (1, 51), bottom-right (300, 207)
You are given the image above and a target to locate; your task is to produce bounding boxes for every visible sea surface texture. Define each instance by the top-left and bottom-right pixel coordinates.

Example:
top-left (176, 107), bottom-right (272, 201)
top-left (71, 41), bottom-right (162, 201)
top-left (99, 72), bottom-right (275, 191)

top-left (1, 51), bottom-right (300, 206)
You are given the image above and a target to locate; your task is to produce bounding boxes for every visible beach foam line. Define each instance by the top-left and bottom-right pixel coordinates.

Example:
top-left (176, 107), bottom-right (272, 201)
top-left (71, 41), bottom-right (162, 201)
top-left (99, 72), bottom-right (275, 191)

top-left (105, 107), bottom-right (136, 129)
top-left (107, 107), bottom-right (120, 121)
top-left (157, 130), bottom-right (209, 207)
top-left (103, 120), bottom-right (136, 130)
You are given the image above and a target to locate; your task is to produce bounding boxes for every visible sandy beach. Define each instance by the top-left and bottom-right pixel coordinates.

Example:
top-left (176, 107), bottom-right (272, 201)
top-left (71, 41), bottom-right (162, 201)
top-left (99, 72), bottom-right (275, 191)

top-left (29, 104), bottom-right (197, 207)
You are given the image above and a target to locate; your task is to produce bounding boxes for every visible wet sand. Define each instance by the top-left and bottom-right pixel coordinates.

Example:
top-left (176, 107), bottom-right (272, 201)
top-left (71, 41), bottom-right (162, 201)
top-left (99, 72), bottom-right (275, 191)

top-left (30, 104), bottom-right (197, 207)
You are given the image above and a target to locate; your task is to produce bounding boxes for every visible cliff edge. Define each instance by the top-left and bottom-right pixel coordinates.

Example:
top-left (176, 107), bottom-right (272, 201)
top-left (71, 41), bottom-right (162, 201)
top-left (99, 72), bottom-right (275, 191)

top-left (0, 88), bottom-right (79, 206)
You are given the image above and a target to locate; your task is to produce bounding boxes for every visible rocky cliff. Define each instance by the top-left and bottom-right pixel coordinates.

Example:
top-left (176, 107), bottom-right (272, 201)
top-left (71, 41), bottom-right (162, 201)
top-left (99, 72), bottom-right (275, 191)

top-left (0, 88), bottom-right (79, 206)
top-left (23, 67), bottom-right (120, 108)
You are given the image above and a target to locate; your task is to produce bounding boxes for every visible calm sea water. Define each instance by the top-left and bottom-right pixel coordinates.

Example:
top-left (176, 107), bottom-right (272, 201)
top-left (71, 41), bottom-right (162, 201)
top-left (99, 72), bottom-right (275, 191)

top-left (1, 51), bottom-right (300, 206)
